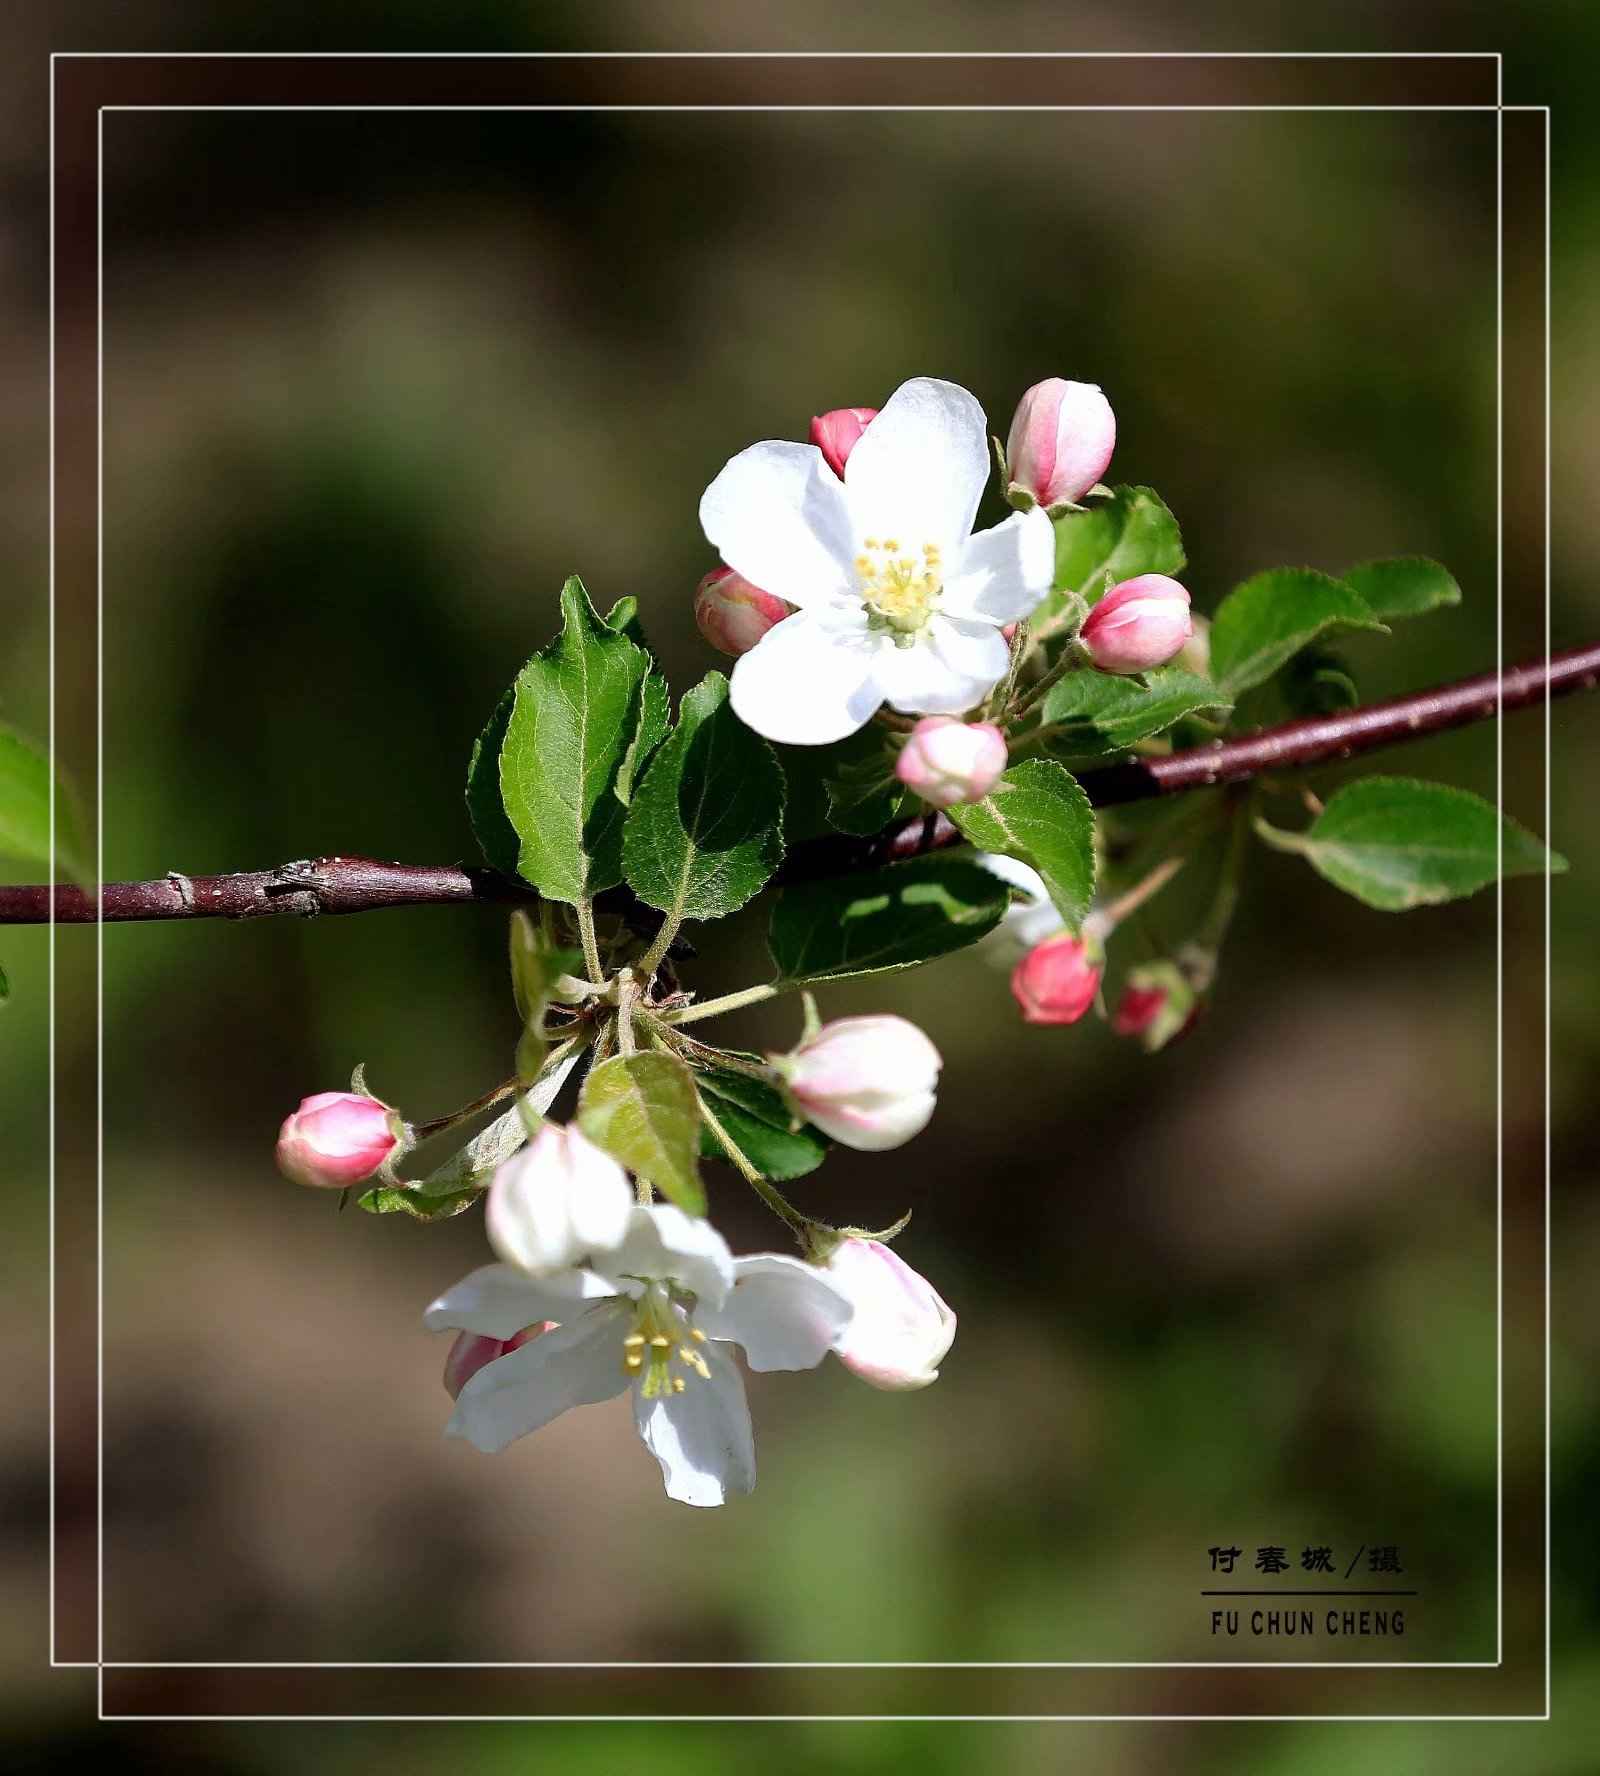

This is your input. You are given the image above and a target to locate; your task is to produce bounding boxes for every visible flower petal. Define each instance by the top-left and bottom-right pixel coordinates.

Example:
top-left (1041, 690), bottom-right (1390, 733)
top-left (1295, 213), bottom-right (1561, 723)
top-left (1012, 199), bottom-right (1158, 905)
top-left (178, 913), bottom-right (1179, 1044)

top-left (843, 377), bottom-right (990, 555)
top-left (875, 615), bottom-right (1008, 717)
top-left (698, 1253), bottom-right (855, 1372)
top-left (700, 440), bottom-right (855, 610)
top-left (943, 507), bottom-right (1055, 624)
top-left (632, 1340), bottom-right (755, 1506)
top-left (423, 1262), bottom-right (613, 1339)
top-left (593, 1203), bottom-right (736, 1309)
top-left (446, 1304), bottom-right (630, 1453)
top-left (728, 608), bottom-right (884, 746)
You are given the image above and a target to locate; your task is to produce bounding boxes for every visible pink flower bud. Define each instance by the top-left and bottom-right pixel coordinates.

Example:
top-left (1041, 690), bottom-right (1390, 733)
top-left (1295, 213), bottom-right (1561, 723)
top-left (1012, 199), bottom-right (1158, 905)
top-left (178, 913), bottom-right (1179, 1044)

top-left (442, 1321), bottom-right (555, 1400)
top-left (773, 1015), bottom-right (941, 1152)
top-left (1010, 934), bottom-right (1101, 1026)
top-left (276, 1091), bottom-right (399, 1189)
top-left (893, 716), bottom-right (1007, 808)
top-left (1111, 960), bottom-right (1200, 1052)
top-left (693, 565), bottom-right (795, 657)
top-left (825, 1238), bottom-right (956, 1391)
top-left (1080, 574), bottom-right (1193, 675)
top-left (809, 405), bottom-right (878, 478)
top-left (1004, 378), bottom-right (1116, 510)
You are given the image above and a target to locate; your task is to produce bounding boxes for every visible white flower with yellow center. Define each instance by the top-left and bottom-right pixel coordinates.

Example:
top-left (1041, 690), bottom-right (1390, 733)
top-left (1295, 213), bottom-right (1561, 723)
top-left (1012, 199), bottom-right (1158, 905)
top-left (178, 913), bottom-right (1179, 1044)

top-left (424, 1204), bottom-right (853, 1507)
top-left (701, 377), bottom-right (1056, 746)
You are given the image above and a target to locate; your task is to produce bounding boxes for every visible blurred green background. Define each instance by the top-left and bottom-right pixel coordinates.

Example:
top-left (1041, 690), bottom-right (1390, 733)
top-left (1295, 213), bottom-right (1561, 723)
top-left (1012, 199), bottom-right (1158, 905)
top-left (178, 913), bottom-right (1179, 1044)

top-left (4, 7), bottom-right (1598, 1770)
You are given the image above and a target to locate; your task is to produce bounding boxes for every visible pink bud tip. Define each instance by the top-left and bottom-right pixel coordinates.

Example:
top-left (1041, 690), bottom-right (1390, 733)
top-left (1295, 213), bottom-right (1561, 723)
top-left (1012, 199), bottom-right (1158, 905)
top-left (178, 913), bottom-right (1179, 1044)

top-left (809, 405), bottom-right (878, 479)
top-left (275, 1091), bottom-right (399, 1189)
top-left (893, 716), bottom-right (1008, 808)
top-left (826, 1238), bottom-right (956, 1391)
top-left (1010, 935), bottom-right (1101, 1026)
top-left (1005, 379), bottom-right (1116, 509)
top-left (1112, 983), bottom-right (1169, 1037)
top-left (1080, 574), bottom-right (1193, 675)
top-left (442, 1322), bottom-right (556, 1400)
top-left (693, 565), bottom-right (795, 657)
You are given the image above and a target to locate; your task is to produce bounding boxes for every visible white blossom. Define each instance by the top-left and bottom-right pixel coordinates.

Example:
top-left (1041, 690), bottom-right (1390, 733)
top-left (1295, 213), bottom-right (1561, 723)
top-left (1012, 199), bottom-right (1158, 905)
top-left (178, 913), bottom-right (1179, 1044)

top-left (700, 377), bottom-right (1054, 745)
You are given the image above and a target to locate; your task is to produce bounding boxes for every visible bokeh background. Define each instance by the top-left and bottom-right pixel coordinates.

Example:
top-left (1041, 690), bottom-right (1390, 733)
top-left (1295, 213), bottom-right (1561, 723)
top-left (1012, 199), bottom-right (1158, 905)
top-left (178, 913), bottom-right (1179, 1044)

top-left (4, 7), bottom-right (1598, 1771)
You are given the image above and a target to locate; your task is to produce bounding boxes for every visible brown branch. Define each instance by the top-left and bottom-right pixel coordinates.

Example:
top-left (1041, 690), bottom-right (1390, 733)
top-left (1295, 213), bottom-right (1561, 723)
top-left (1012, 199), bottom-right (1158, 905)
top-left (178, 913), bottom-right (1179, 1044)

top-left (5, 642), bottom-right (1594, 928)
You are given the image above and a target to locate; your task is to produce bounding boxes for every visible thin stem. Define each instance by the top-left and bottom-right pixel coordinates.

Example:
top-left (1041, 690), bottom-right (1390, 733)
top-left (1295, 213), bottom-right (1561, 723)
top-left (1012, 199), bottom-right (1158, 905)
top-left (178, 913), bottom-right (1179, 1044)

top-left (576, 898), bottom-right (604, 985)
top-left (659, 981), bottom-right (784, 1028)
top-left (659, 1024), bottom-right (776, 1082)
top-left (616, 975), bottom-right (638, 1058)
top-left (694, 1089), bottom-right (809, 1245)
top-left (1010, 637), bottom-right (1091, 719)
top-left (409, 1076), bottom-right (524, 1142)
top-left (5, 644), bottom-right (1594, 928)
top-left (636, 913), bottom-right (682, 983)
top-left (1094, 854), bottom-right (1188, 933)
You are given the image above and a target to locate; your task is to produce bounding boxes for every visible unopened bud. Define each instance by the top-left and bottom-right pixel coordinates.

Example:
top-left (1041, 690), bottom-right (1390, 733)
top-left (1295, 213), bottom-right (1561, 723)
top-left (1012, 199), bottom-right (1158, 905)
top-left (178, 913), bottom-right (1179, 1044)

top-left (1080, 574), bottom-right (1193, 675)
top-left (1010, 933), bottom-right (1101, 1026)
top-left (1004, 378), bottom-right (1116, 512)
top-left (894, 716), bottom-right (1007, 808)
top-left (486, 1121), bottom-right (633, 1277)
top-left (809, 405), bottom-right (878, 479)
top-left (825, 1238), bottom-right (956, 1391)
top-left (693, 565), bottom-right (795, 657)
top-left (1112, 961), bottom-right (1200, 1052)
top-left (442, 1321), bottom-right (556, 1400)
top-left (276, 1091), bottom-right (399, 1189)
top-left (773, 1014), bottom-right (941, 1152)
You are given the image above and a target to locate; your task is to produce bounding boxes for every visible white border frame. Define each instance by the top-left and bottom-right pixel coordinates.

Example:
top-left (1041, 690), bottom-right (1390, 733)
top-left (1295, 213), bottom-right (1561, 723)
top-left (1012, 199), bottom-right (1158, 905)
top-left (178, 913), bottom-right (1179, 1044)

top-left (45, 47), bottom-right (1554, 1723)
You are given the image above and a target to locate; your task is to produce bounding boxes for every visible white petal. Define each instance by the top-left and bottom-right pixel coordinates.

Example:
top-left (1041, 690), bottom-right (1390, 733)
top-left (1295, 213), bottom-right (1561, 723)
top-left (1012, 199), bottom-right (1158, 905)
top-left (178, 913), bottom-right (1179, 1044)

top-left (700, 441), bottom-right (855, 610)
top-left (943, 507), bottom-right (1056, 624)
top-left (876, 615), bottom-right (1008, 717)
top-left (423, 1262), bottom-right (613, 1339)
top-left (446, 1305), bottom-right (630, 1453)
top-left (975, 851), bottom-right (1050, 905)
top-left (843, 378), bottom-right (990, 555)
top-left (594, 1203), bottom-right (736, 1309)
top-left (698, 1254), bottom-right (855, 1372)
top-left (728, 608), bottom-right (884, 746)
top-left (632, 1341), bottom-right (755, 1506)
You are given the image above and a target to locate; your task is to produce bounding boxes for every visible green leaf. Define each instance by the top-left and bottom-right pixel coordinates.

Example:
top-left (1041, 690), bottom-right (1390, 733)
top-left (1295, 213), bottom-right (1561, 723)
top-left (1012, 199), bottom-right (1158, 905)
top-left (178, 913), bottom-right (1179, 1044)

top-left (948, 760), bottom-right (1097, 930)
top-left (499, 576), bottom-right (654, 904)
top-left (769, 854), bottom-right (1008, 983)
top-left (1208, 568), bottom-right (1386, 695)
top-left (0, 721), bottom-right (89, 882)
top-left (697, 1066), bottom-right (829, 1183)
top-left (622, 671), bottom-right (786, 922)
top-left (579, 1051), bottom-right (706, 1216)
top-left (1046, 484), bottom-right (1185, 615)
top-left (1035, 666), bottom-right (1231, 755)
top-left (465, 686), bottom-right (520, 877)
top-left (1342, 557), bottom-right (1461, 623)
top-left (1255, 776), bottom-right (1566, 911)
top-left (822, 723), bottom-right (915, 836)
top-left (356, 1182), bottom-right (482, 1221)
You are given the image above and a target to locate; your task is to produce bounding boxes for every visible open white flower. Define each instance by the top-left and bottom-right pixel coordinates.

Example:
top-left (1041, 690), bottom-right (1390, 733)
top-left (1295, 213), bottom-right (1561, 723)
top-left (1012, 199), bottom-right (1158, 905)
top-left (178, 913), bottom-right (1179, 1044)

top-left (424, 1204), bottom-right (853, 1507)
top-left (701, 377), bottom-right (1055, 745)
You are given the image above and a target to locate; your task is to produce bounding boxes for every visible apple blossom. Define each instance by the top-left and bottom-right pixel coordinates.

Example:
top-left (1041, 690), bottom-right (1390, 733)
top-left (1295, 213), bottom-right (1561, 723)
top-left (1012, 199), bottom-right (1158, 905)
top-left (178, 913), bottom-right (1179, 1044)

top-left (426, 1204), bottom-right (853, 1507)
top-left (809, 405), bottom-right (877, 478)
top-left (701, 376), bottom-right (1055, 745)
top-left (1011, 933), bottom-right (1101, 1025)
top-left (1080, 574), bottom-right (1193, 675)
top-left (693, 565), bottom-right (795, 658)
top-left (894, 716), bottom-right (1008, 808)
top-left (773, 1014), bottom-right (942, 1152)
top-left (824, 1238), bottom-right (956, 1390)
top-left (1004, 378), bottom-right (1116, 511)
top-left (485, 1121), bottom-right (634, 1279)
top-left (276, 1090), bottom-right (399, 1189)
